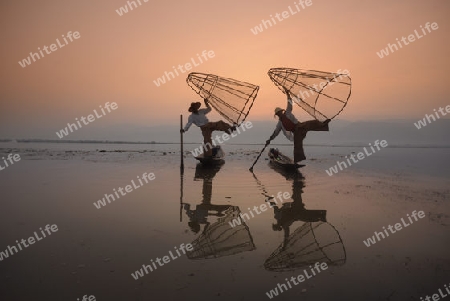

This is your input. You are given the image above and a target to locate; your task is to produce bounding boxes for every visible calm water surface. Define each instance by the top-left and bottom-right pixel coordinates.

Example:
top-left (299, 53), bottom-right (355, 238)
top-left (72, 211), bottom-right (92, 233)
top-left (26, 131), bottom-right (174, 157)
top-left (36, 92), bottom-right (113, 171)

top-left (0, 142), bottom-right (449, 300)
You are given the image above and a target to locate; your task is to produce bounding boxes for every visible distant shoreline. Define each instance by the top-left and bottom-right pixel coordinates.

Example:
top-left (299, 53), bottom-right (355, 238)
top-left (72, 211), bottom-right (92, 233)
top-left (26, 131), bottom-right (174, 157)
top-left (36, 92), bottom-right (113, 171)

top-left (0, 139), bottom-right (449, 148)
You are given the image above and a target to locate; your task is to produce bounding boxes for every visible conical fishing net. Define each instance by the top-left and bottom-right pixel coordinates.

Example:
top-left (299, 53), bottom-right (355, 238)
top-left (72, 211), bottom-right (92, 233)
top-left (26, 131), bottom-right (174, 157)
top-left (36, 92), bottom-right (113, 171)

top-left (187, 72), bottom-right (259, 125)
top-left (268, 68), bottom-right (351, 121)
top-left (264, 221), bottom-right (346, 271)
top-left (187, 206), bottom-right (256, 260)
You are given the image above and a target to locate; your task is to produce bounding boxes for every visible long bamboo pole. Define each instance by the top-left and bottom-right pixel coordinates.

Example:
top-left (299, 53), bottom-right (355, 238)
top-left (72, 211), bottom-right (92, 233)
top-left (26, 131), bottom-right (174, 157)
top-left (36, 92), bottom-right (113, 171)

top-left (180, 115), bottom-right (184, 222)
top-left (180, 115), bottom-right (184, 170)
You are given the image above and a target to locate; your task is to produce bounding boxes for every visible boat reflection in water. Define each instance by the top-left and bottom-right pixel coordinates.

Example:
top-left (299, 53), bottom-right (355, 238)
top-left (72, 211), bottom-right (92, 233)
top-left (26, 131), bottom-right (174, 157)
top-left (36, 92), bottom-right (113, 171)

top-left (182, 163), bottom-right (256, 260)
top-left (263, 164), bottom-right (347, 272)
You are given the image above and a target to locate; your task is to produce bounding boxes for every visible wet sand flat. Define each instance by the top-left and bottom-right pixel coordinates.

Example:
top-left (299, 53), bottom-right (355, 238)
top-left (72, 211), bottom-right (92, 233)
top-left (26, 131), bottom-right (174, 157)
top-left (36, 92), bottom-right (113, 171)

top-left (0, 143), bottom-right (449, 301)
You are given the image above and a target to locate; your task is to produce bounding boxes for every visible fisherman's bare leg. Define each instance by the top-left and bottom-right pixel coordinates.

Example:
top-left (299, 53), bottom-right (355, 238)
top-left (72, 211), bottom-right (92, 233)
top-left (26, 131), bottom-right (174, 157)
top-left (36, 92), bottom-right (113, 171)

top-left (207, 121), bottom-right (235, 134)
top-left (299, 120), bottom-right (329, 132)
top-left (293, 120), bottom-right (329, 162)
top-left (293, 128), bottom-right (307, 163)
top-left (200, 121), bottom-right (236, 157)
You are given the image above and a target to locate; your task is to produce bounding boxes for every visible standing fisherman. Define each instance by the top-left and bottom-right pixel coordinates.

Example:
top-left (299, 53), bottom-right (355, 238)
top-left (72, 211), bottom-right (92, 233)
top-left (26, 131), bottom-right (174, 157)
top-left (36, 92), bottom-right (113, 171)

top-left (181, 98), bottom-right (236, 158)
top-left (266, 88), bottom-right (330, 163)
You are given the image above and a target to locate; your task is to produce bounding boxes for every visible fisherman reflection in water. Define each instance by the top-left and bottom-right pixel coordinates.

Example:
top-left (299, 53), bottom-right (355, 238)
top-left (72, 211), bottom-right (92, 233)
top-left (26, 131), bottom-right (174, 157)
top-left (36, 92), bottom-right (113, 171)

top-left (184, 203), bottom-right (233, 234)
top-left (269, 172), bottom-right (326, 239)
top-left (266, 88), bottom-right (331, 163)
top-left (181, 98), bottom-right (236, 158)
top-left (183, 163), bottom-right (231, 233)
top-left (182, 164), bottom-right (256, 260)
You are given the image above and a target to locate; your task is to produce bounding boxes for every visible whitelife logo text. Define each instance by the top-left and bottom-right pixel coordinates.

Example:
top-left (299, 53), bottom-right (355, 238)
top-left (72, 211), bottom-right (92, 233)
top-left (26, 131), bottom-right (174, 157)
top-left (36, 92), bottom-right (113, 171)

top-left (18, 31), bottom-right (81, 68)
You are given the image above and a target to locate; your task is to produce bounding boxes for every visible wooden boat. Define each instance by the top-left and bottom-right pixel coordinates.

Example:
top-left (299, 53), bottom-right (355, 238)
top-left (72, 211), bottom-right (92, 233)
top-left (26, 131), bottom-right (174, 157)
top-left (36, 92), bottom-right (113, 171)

top-left (268, 148), bottom-right (305, 170)
top-left (195, 145), bottom-right (225, 165)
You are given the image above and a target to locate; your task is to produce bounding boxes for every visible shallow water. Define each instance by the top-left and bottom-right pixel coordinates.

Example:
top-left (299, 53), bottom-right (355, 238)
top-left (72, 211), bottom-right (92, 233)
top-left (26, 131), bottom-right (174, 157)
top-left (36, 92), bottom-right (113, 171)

top-left (0, 143), bottom-right (449, 300)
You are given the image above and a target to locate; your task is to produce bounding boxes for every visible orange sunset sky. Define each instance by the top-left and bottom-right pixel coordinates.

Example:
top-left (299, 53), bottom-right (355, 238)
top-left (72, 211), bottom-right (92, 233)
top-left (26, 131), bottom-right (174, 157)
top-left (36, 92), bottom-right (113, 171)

top-left (0, 0), bottom-right (449, 138)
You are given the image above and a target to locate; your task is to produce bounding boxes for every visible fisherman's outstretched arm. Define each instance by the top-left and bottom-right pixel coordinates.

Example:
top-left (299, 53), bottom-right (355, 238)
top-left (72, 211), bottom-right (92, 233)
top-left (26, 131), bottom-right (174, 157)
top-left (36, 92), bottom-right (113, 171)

top-left (267, 122), bottom-right (282, 143)
top-left (182, 116), bottom-right (194, 132)
top-left (285, 90), bottom-right (293, 113)
top-left (203, 98), bottom-right (212, 114)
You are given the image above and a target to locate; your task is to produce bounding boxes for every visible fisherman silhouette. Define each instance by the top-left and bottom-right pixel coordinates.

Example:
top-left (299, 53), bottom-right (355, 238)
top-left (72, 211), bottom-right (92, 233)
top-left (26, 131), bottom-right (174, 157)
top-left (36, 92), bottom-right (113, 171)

top-left (266, 87), bottom-right (330, 163)
top-left (181, 98), bottom-right (236, 158)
